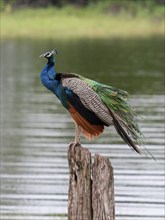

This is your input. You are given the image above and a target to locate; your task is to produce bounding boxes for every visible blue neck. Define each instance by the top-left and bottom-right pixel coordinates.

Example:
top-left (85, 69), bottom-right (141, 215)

top-left (47, 55), bottom-right (55, 65)
top-left (40, 56), bottom-right (69, 109)
top-left (40, 55), bottom-right (56, 84)
top-left (45, 55), bottom-right (56, 79)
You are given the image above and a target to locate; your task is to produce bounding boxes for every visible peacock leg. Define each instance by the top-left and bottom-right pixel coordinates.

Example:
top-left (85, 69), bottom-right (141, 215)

top-left (74, 123), bottom-right (81, 144)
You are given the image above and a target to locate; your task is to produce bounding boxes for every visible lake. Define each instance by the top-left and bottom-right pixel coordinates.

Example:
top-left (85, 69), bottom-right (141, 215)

top-left (1, 37), bottom-right (164, 220)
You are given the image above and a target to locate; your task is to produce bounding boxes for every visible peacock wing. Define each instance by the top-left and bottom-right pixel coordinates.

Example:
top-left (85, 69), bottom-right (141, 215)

top-left (61, 77), bottom-right (113, 126)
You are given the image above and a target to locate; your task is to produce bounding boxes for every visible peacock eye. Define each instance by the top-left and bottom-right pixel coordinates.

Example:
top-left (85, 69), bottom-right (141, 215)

top-left (46, 52), bottom-right (51, 57)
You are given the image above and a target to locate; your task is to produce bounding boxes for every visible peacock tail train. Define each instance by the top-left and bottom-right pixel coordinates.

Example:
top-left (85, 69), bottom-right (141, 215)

top-left (58, 72), bottom-right (143, 153)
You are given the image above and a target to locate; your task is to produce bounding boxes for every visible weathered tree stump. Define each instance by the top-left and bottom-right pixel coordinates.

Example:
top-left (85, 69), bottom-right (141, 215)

top-left (92, 154), bottom-right (115, 220)
top-left (68, 143), bottom-right (92, 220)
top-left (68, 143), bottom-right (115, 220)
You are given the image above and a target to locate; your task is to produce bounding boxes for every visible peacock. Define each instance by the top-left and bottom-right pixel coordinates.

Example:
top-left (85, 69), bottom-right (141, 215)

top-left (39, 48), bottom-right (147, 155)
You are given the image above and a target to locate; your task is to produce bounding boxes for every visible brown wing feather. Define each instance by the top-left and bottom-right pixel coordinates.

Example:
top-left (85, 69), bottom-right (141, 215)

top-left (62, 77), bottom-right (113, 125)
top-left (68, 103), bottom-right (104, 140)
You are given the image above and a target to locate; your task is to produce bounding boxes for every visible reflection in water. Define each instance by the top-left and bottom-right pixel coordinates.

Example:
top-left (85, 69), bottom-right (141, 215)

top-left (1, 38), bottom-right (164, 219)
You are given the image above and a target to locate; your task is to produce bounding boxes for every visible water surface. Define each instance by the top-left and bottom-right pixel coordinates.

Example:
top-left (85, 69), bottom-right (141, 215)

top-left (1, 37), bottom-right (164, 219)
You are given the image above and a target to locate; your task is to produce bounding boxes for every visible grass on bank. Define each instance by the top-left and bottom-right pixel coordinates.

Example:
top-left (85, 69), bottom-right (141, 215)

top-left (1, 4), bottom-right (164, 40)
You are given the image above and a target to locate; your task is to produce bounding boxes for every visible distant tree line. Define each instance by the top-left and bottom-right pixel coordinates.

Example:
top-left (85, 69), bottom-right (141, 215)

top-left (2, 0), bottom-right (165, 8)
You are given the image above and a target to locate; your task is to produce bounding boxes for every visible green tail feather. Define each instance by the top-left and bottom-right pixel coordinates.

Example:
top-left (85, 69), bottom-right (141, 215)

top-left (91, 82), bottom-right (143, 144)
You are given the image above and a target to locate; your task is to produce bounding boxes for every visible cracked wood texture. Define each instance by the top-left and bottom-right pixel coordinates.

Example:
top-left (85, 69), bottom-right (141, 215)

top-left (68, 143), bottom-right (115, 220)
top-left (92, 154), bottom-right (115, 220)
top-left (68, 143), bottom-right (92, 220)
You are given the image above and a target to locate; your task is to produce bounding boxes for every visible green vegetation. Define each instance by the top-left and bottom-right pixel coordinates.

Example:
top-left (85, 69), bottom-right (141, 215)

top-left (1, 1), bottom-right (164, 40)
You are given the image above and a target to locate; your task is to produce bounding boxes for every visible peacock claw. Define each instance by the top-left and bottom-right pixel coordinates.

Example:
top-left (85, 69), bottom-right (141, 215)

top-left (74, 138), bottom-right (81, 146)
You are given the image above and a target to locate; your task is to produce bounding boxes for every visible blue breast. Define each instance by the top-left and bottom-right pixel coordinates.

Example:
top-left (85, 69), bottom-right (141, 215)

top-left (40, 64), bottom-right (68, 109)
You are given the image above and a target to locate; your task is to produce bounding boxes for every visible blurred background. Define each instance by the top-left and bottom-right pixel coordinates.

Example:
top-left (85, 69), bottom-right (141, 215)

top-left (1, 0), bottom-right (165, 220)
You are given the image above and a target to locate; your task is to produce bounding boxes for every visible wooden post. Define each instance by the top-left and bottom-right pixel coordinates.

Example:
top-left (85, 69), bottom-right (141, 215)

top-left (92, 154), bottom-right (115, 220)
top-left (68, 143), bottom-right (115, 220)
top-left (68, 143), bottom-right (92, 220)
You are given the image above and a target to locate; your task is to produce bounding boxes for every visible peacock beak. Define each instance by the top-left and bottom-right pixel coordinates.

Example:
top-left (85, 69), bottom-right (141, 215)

top-left (39, 53), bottom-right (45, 58)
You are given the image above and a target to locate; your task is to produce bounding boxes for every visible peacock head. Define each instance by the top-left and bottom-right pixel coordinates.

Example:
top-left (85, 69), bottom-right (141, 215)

top-left (40, 48), bottom-right (58, 64)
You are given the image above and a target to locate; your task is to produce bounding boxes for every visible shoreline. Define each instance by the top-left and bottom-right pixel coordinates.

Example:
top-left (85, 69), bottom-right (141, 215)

top-left (1, 6), bottom-right (164, 40)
